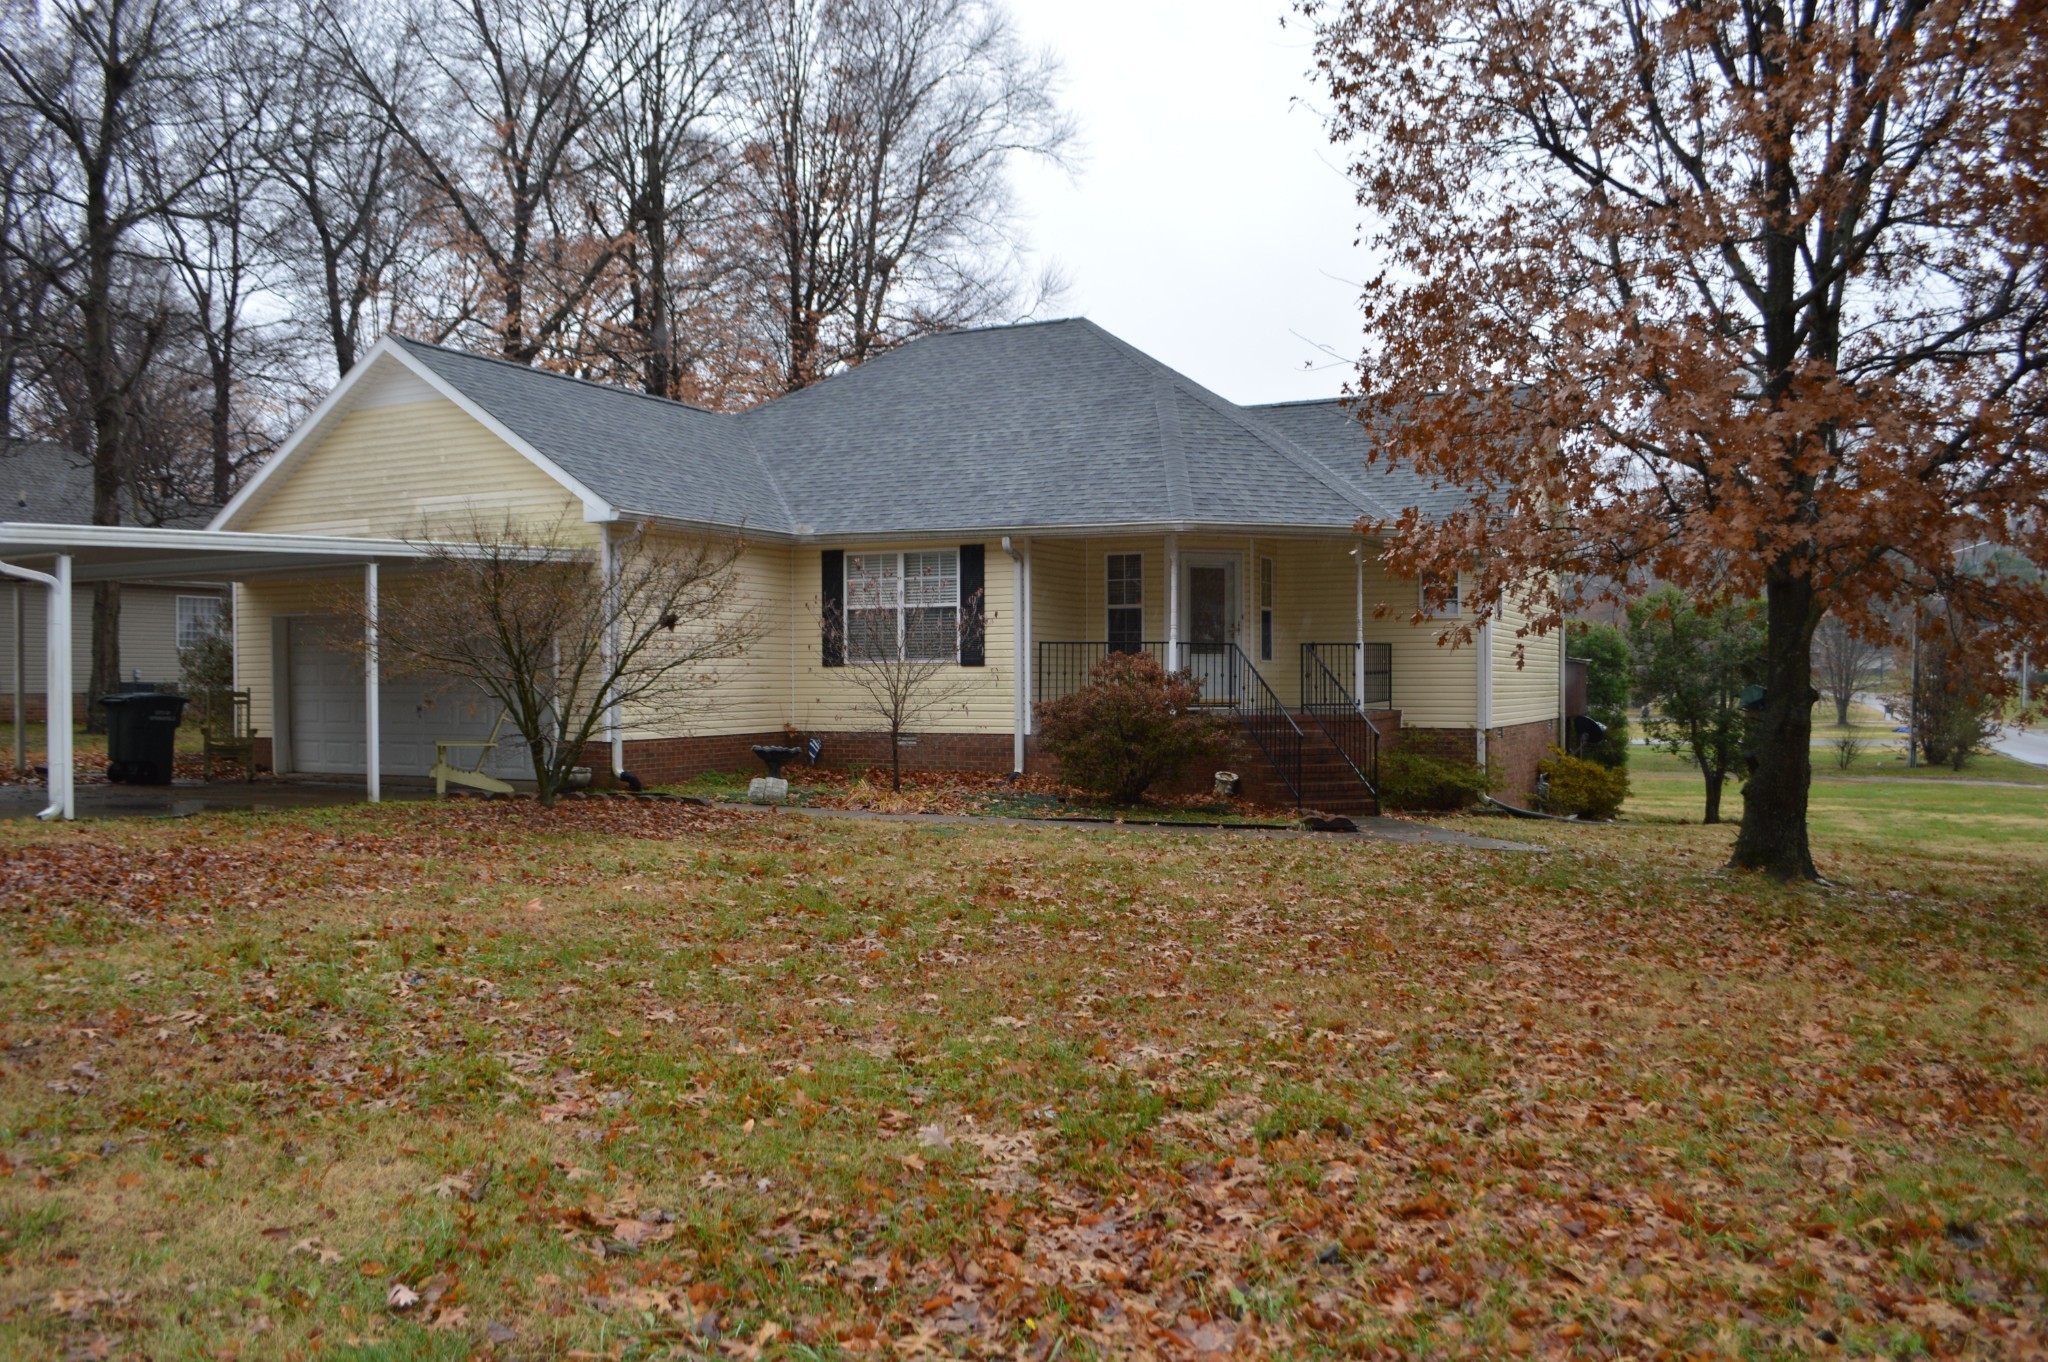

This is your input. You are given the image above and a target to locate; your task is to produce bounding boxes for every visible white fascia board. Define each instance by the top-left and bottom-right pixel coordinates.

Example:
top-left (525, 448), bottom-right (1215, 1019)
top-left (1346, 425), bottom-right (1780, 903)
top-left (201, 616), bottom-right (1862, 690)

top-left (211, 337), bottom-right (618, 531)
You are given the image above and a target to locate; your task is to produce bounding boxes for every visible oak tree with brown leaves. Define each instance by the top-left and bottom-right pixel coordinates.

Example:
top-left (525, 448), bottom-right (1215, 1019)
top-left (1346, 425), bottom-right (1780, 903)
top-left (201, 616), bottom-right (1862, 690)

top-left (1303, 0), bottom-right (2048, 878)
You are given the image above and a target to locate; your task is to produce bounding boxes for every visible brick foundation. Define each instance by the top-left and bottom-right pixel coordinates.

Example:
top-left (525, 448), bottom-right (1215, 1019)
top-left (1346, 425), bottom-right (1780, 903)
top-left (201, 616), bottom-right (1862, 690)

top-left (1388, 719), bottom-right (1556, 801)
top-left (575, 729), bottom-right (1023, 787)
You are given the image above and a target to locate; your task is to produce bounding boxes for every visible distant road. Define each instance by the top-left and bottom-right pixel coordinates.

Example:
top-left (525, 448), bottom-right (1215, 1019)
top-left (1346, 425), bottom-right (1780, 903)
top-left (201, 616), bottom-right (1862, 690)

top-left (1993, 726), bottom-right (2048, 769)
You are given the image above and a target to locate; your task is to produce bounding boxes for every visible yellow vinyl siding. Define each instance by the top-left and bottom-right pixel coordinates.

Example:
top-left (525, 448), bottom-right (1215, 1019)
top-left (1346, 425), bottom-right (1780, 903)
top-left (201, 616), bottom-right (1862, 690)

top-left (1028, 539), bottom-right (1085, 646)
top-left (1490, 590), bottom-right (1564, 729)
top-left (235, 398), bottom-right (593, 546)
top-left (234, 576), bottom-right (351, 738)
top-left (791, 541), bottom-right (1017, 735)
top-left (615, 533), bottom-right (785, 741)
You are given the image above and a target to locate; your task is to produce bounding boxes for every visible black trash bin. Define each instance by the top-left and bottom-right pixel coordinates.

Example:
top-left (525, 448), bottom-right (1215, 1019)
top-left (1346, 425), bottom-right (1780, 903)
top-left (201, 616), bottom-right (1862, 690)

top-left (100, 692), bottom-right (188, 785)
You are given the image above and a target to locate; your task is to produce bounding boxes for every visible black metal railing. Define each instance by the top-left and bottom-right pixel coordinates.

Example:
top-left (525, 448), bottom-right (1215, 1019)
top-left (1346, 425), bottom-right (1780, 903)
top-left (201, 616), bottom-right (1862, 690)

top-left (1033, 640), bottom-right (1175, 706)
top-left (1300, 643), bottom-right (1383, 797)
top-left (1301, 641), bottom-right (1392, 709)
top-left (1033, 640), bottom-right (1305, 806)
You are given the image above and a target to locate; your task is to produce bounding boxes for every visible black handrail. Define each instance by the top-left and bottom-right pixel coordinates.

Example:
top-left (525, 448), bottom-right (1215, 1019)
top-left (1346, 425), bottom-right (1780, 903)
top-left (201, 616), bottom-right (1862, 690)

top-left (1300, 643), bottom-right (1383, 797)
top-left (1178, 641), bottom-right (1304, 807)
top-left (1301, 641), bottom-right (1392, 709)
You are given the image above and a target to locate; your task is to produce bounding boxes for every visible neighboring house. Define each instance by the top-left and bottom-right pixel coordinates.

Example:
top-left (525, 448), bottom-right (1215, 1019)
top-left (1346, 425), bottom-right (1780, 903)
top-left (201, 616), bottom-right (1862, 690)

top-left (0, 440), bottom-right (229, 716)
top-left (211, 319), bottom-right (1564, 808)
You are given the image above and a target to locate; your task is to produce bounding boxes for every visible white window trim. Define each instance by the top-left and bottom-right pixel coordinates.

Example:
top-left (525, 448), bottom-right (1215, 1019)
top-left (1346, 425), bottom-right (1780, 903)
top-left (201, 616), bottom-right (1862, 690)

top-left (845, 549), bottom-right (962, 664)
top-left (1419, 573), bottom-right (1462, 620)
top-left (1104, 551), bottom-right (1143, 644)
top-left (176, 594), bottom-right (225, 650)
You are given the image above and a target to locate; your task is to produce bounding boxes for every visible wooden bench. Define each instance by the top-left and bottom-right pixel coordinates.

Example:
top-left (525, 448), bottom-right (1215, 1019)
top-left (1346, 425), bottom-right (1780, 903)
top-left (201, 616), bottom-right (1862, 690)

top-left (201, 689), bottom-right (258, 781)
top-left (431, 711), bottom-right (516, 797)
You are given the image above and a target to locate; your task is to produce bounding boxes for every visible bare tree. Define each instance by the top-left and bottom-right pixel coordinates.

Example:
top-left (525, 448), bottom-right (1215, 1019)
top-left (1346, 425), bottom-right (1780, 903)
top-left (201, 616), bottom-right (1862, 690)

top-left (822, 582), bottom-right (988, 792)
top-left (734, 0), bottom-right (1070, 392)
top-left (323, 0), bottom-right (630, 365)
top-left (0, 0), bottom-right (237, 723)
top-left (1812, 615), bottom-right (1891, 730)
top-left (261, 1), bottom-right (431, 379)
top-left (580, 0), bottom-right (742, 398)
top-left (339, 517), bottom-right (757, 803)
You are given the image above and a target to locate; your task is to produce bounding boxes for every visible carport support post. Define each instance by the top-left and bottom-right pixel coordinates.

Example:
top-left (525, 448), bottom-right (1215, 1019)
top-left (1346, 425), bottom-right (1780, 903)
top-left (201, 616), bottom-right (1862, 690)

top-left (364, 562), bottom-right (380, 803)
top-left (12, 582), bottom-right (23, 776)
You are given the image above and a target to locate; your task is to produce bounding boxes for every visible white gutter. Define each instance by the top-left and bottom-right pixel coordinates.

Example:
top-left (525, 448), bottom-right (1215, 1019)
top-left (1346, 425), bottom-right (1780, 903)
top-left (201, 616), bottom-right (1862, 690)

top-left (1475, 602), bottom-right (1494, 768)
top-left (364, 563), bottom-right (381, 804)
top-left (599, 524), bottom-right (624, 777)
top-left (0, 555), bottom-right (71, 820)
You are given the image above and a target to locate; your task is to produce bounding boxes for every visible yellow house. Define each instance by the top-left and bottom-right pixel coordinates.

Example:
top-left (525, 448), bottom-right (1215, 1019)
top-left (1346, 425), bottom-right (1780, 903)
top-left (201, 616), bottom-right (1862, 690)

top-left (206, 319), bottom-right (1564, 810)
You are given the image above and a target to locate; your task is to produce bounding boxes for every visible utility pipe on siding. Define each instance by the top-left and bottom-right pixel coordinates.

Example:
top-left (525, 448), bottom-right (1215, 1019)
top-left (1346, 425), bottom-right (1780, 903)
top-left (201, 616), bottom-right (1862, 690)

top-left (364, 562), bottom-right (380, 803)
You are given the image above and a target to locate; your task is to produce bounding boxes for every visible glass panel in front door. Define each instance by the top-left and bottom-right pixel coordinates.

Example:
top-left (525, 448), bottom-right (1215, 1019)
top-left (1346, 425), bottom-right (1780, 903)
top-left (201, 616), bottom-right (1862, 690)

top-left (1190, 567), bottom-right (1229, 644)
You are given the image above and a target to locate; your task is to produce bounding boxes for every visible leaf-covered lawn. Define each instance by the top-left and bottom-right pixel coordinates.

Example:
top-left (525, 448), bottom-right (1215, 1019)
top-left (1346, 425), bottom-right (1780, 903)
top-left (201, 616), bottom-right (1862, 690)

top-left (0, 795), bottom-right (2042, 1359)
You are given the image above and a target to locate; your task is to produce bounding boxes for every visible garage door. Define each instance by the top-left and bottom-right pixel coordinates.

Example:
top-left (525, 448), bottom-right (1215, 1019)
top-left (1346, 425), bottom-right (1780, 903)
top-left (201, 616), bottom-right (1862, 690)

top-left (285, 619), bottom-right (531, 781)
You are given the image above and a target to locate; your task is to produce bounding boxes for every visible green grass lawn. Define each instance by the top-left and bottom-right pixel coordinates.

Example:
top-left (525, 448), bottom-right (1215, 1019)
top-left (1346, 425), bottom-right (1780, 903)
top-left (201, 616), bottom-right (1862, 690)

top-left (0, 792), bottom-right (2041, 1358)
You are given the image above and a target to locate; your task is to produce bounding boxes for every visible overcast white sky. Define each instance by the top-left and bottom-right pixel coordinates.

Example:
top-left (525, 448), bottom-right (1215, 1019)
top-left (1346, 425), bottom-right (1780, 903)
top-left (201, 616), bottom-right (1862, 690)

top-left (1005, 0), bottom-right (1367, 406)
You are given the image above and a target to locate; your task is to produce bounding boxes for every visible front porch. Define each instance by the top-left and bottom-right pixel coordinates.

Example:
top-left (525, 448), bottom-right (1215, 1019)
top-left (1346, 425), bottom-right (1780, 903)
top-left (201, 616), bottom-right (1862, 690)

top-left (1017, 533), bottom-right (1433, 812)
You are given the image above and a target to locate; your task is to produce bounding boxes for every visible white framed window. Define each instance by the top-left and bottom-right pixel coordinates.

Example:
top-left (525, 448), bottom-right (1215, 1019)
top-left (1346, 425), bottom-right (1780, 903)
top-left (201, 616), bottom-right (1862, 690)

top-left (1419, 573), bottom-right (1462, 619)
top-left (1105, 552), bottom-right (1143, 651)
top-left (1259, 556), bottom-right (1274, 660)
top-left (176, 595), bottom-right (225, 649)
top-left (845, 549), bottom-right (960, 663)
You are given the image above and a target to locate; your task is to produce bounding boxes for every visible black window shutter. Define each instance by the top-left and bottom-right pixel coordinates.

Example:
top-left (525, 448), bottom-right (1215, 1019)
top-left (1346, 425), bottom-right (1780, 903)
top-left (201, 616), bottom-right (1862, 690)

top-left (821, 549), bottom-right (844, 667)
top-left (958, 543), bottom-right (985, 667)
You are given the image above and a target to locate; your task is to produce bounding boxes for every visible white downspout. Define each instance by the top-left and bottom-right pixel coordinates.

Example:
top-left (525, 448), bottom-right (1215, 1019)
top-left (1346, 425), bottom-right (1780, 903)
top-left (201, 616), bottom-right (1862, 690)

top-left (1, 557), bottom-right (72, 819)
top-left (599, 524), bottom-right (623, 777)
top-left (1475, 599), bottom-right (1493, 770)
top-left (364, 562), bottom-right (380, 803)
top-left (1353, 543), bottom-right (1366, 703)
top-left (1002, 536), bottom-right (1026, 773)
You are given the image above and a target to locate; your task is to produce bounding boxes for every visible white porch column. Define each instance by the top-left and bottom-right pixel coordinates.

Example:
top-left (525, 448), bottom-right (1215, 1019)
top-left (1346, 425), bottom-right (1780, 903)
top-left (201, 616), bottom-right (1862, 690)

top-left (1005, 535), bottom-right (1029, 770)
top-left (0, 556), bottom-right (76, 820)
top-left (599, 524), bottom-right (623, 777)
top-left (364, 562), bottom-right (380, 803)
top-left (1165, 533), bottom-right (1180, 666)
top-left (1353, 544), bottom-right (1366, 703)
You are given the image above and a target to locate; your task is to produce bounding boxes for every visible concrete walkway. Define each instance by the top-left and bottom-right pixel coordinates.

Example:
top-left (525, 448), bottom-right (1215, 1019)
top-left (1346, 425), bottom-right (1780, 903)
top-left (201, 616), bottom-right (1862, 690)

top-left (728, 801), bottom-right (1544, 851)
top-left (0, 778), bottom-right (436, 821)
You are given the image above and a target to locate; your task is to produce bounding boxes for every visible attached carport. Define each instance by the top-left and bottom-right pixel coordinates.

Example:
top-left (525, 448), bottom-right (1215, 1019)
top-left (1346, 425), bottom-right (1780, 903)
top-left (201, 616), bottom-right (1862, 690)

top-left (0, 523), bottom-right (520, 820)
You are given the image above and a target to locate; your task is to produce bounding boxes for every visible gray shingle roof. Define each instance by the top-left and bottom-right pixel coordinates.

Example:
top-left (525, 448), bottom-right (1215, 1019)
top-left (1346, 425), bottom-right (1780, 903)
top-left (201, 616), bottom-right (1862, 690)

top-left (395, 340), bottom-right (792, 532)
top-left (0, 440), bottom-right (96, 524)
top-left (1244, 398), bottom-right (1476, 525)
top-left (388, 320), bottom-right (1456, 538)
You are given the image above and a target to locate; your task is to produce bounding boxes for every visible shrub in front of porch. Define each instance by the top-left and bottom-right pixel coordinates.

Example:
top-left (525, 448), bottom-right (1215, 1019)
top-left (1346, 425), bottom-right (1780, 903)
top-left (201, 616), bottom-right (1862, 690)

top-left (1033, 652), bottom-right (1229, 805)
top-left (1377, 750), bottom-right (1496, 812)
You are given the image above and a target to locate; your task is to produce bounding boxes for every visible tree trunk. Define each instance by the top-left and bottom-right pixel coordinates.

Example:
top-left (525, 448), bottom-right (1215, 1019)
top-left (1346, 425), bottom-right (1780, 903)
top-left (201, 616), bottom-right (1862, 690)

top-left (210, 352), bottom-right (233, 505)
top-left (86, 582), bottom-right (121, 733)
top-left (1702, 768), bottom-right (1723, 825)
top-left (1833, 693), bottom-right (1851, 726)
top-left (1731, 575), bottom-right (1821, 879)
top-left (890, 727), bottom-right (902, 792)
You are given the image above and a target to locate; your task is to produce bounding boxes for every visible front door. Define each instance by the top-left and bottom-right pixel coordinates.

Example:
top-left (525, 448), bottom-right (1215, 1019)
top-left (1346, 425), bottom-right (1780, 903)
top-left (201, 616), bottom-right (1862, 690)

top-left (1181, 555), bottom-right (1239, 701)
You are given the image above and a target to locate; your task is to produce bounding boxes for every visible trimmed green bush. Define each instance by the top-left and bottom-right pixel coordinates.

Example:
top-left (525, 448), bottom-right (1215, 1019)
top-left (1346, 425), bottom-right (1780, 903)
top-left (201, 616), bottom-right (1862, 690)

top-left (1378, 750), bottom-right (1494, 812)
top-left (1537, 746), bottom-right (1629, 819)
top-left (1033, 651), bottom-right (1229, 804)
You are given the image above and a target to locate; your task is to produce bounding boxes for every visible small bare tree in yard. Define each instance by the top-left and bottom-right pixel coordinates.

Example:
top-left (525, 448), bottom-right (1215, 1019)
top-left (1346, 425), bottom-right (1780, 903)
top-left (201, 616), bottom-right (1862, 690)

top-left (339, 517), bottom-right (756, 803)
top-left (821, 571), bottom-right (988, 793)
top-left (1813, 615), bottom-right (1891, 729)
